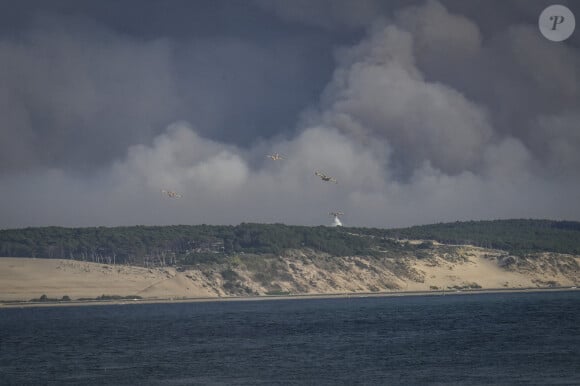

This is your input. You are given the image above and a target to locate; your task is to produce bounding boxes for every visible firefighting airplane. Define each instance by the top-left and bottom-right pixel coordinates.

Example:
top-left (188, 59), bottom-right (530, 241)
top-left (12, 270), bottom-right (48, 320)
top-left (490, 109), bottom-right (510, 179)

top-left (315, 171), bottom-right (337, 183)
top-left (161, 189), bottom-right (182, 199)
top-left (266, 153), bottom-right (285, 161)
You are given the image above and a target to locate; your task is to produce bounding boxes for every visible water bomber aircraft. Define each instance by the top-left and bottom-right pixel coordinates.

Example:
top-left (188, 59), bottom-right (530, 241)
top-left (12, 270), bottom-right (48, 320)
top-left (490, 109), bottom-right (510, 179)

top-left (315, 171), bottom-right (337, 183)
top-left (266, 153), bottom-right (285, 161)
top-left (329, 211), bottom-right (344, 227)
top-left (161, 189), bottom-right (182, 199)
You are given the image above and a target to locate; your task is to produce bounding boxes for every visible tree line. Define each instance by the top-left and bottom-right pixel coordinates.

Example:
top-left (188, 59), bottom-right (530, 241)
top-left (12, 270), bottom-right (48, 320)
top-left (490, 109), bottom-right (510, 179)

top-left (1, 219), bottom-right (579, 266)
top-left (0, 223), bottom-right (375, 266)
top-left (356, 219), bottom-right (580, 256)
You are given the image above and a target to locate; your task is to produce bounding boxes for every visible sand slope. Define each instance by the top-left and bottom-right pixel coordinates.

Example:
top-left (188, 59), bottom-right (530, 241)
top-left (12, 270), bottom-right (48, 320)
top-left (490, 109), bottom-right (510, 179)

top-left (1, 246), bottom-right (579, 302)
top-left (0, 258), bottom-right (213, 301)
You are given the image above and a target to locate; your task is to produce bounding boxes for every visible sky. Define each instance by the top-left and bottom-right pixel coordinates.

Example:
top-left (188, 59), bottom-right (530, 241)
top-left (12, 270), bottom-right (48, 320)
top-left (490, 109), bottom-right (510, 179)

top-left (1, 0), bottom-right (579, 229)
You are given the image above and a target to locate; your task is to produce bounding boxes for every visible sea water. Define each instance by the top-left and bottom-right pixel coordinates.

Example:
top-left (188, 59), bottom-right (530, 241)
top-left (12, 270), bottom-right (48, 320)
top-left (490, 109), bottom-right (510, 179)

top-left (1, 291), bottom-right (579, 385)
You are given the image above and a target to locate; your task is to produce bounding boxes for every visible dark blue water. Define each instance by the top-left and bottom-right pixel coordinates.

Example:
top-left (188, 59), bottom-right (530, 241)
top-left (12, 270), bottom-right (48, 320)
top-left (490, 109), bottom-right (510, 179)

top-left (1, 291), bottom-right (579, 385)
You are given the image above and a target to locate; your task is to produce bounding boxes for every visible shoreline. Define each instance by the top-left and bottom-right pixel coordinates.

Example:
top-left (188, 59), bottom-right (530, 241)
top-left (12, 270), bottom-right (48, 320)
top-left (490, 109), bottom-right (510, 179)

top-left (1, 286), bottom-right (577, 309)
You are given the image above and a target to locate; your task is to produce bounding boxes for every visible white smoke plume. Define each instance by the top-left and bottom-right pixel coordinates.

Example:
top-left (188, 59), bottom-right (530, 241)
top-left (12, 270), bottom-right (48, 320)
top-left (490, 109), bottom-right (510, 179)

top-left (331, 215), bottom-right (343, 227)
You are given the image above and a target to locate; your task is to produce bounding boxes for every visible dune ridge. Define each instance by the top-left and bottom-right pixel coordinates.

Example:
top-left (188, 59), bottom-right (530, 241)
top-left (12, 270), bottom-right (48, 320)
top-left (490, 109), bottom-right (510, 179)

top-left (1, 243), bottom-right (578, 303)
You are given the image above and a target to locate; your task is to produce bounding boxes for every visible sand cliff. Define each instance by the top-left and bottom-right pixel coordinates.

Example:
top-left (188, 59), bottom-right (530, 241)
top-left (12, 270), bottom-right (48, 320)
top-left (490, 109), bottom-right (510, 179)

top-left (1, 242), bottom-right (579, 303)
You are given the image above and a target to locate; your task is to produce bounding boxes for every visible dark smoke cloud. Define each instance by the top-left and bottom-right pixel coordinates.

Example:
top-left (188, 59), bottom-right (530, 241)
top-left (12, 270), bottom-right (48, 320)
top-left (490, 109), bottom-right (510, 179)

top-left (1, 1), bottom-right (579, 228)
top-left (0, 8), bottom-right (333, 172)
top-left (0, 12), bottom-right (178, 172)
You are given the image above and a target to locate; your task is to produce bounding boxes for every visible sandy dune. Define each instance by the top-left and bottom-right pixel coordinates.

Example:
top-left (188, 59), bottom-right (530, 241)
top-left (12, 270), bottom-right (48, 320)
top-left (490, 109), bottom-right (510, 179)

top-left (0, 258), bottom-right (216, 301)
top-left (1, 249), bottom-right (578, 302)
top-left (410, 253), bottom-right (536, 290)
